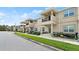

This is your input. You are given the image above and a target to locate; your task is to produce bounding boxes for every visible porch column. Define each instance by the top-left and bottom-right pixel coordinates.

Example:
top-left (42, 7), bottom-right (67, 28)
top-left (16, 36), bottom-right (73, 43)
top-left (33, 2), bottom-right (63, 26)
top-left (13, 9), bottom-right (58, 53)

top-left (51, 11), bottom-right (54, 21)
top-left (23, 26), bottom-right (25, 33)
top-left (51, 24), bottom-right (53, 33)
top-left (77, 20), bottom-right (79, 32)
top-left (40, 26), bottom-right (43, 34)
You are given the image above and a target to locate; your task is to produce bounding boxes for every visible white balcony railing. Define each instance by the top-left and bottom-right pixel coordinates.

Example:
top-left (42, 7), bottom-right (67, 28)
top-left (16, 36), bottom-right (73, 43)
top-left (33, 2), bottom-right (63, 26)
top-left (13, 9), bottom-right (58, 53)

top-left (42, 18), bottom-right (51, 22)
top-left (41, 16), bottom-right (57, 25)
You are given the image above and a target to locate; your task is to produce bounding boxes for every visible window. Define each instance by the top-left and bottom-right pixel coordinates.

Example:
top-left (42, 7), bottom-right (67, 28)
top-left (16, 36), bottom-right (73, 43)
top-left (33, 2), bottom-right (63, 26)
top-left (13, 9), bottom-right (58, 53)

top-left (64, 24), bottom-right (75, 32)
top-left (64, 10), bottom-right (68, 17)
top-left (64, 26), bottom-right (68, 32)
top-left (69, 9), bottom-right (74, 16)
top-left (69, 25), bottom-right (75, 32)
top-left (64, 8), bottom-right (74, 17)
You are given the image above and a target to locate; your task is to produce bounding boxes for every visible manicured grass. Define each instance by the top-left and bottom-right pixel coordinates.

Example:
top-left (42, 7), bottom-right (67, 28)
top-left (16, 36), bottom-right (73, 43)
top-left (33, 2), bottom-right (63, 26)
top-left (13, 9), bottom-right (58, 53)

top-left (15, 32), bottom-right (79, 51)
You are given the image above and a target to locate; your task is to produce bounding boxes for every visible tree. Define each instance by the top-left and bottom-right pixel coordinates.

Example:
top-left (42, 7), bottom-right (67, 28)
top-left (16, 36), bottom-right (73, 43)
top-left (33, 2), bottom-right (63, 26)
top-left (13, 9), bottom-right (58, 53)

top-left (0, 25), bottom-right (12, 31)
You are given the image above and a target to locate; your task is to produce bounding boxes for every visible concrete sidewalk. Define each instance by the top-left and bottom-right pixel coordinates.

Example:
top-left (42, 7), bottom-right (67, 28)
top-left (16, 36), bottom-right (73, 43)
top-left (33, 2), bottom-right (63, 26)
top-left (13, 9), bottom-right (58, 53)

top-left (27, 34), bottom-right (79, 45)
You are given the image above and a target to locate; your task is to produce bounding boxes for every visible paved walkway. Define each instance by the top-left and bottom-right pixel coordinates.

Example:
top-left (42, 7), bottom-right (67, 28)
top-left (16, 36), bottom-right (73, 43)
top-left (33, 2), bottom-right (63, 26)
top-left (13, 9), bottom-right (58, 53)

top-left (0, 31), bottom-right (56, 51)
top-left (28, 34), bottom-right (79, 45)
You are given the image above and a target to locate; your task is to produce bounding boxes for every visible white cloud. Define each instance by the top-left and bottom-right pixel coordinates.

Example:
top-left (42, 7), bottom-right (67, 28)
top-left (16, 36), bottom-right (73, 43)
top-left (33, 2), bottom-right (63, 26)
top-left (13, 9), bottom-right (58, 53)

top-left (0, 20), bottom-right (5, 23)
top-left (21, 13), bottom-right (32, 21)
top-left (0, 12), bottom-right (6, 16)
top-left (45, 7), bottom-right (57, 10)
top-left (21, 13), bottom-right (28, 19)
top-left (45, 7), bottom-right (49, 10)
top-left (21, 9), bottom-right (42, 20)
top-left (31, 10), bottom-right (42, 14)
top-left (0, 12), bottom-right (6, 19)
top-left (31, 9), bottom-right (42, 18)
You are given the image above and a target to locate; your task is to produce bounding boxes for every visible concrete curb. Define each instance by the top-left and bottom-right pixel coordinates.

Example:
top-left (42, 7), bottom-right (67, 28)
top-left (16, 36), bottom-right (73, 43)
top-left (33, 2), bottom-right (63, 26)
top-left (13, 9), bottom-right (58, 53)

top-left (15, 34), bottom-right (63, 51)
top-left (24, 38), bottom-right (63, 51)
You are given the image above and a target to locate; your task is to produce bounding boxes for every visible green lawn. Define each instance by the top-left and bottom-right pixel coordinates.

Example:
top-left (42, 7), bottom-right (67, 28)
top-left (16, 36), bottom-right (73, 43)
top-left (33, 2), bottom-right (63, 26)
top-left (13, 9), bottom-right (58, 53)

top-left (15, 32), bottom-right (79, 51)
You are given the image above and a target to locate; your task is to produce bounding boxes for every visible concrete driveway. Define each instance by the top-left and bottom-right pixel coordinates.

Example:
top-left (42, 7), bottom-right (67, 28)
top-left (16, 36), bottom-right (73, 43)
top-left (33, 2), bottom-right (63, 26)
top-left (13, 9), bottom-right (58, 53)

top-left (0, 31), bottom-right (56, 51)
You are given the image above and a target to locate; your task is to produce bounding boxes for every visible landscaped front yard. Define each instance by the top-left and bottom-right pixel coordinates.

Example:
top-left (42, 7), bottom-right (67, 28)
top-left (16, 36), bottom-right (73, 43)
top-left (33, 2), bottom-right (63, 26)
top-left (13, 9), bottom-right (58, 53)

top-left (15, 32), bottom-right (79, 51)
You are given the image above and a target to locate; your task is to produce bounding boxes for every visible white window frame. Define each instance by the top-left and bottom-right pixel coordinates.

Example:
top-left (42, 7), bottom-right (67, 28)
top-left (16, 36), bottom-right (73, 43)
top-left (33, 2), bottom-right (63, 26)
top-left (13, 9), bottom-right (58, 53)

top-left (64, 8), bottom-right (75, 17)
top-left (64, 10), bottom-right (69, 17)
top-left (69, 8), bottom-right (75, 16)
top-left (64, 24), bottom-right (75, 32)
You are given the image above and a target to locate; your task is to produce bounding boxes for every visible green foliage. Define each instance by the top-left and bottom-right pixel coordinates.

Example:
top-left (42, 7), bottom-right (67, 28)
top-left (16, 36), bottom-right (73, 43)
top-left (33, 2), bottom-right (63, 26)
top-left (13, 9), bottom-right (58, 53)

top-left (16, 32), bottom-right (79, 51)
top-left (63, 33), bottom-right (75, 39)
top-left (53, 32), bottom-right (75, 39)
top-left (32, 31), bottom-right (40, 35)
top-left (0, 25), bottom-right (7, 31)
top-left (0, 25), bottom-right (13, 31)
top-left (28, 31), bottom-right (40, 35)
top-left (53, 32), bottom-right (63, 37)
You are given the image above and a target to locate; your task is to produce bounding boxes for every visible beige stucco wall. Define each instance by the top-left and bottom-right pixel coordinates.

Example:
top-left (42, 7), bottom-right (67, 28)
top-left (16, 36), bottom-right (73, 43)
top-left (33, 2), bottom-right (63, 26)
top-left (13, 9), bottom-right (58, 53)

top-left (77, 8), bottom-right (79, 32)
top-left (53, 24), bottom-right (59, 32)
top-left (31, 7), bottom-right (79, 34)
top-left (36, 18), bottom-right (42, 32)
top-left (53, 7), bottom-right (78, 33)
top-left (78, 23), bottom-right (79, 32)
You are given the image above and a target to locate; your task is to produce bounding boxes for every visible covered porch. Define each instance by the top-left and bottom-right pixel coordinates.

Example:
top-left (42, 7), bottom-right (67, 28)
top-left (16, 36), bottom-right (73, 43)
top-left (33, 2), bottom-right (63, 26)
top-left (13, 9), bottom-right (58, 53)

top-left (40, 24), bottom-right (54, 34)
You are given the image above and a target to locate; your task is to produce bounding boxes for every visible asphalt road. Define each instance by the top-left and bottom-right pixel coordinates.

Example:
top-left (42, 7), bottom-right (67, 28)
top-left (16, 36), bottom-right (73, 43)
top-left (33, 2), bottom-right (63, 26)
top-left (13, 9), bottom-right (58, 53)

top-left (0, 31), bottom-right (56, 51)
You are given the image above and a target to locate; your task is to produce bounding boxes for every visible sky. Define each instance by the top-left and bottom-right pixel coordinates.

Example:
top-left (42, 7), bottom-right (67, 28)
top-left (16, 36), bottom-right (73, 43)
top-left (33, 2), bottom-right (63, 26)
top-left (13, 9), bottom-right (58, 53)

top-left (0, 7), bottom-right (64, 25)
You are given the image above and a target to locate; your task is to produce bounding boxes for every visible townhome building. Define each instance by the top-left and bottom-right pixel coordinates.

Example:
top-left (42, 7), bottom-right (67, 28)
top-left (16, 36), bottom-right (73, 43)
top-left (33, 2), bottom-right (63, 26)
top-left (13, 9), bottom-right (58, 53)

top-left (36, 7), bottom-right (79, 35)
top-left (19, 7), bottom-right (79, 35)
top-left (20, 19), bottom-right (38, 33)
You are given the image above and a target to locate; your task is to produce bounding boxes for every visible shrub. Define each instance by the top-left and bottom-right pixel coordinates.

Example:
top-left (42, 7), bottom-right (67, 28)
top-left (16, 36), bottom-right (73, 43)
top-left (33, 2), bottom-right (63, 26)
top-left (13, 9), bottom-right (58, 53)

top-left (29, 31), bottom-right (33, 34)
top-left (28, 31), bottom-right (40, 35)
top-left (53, 32), bottom-right (63, 37)
top-left (53, 32), bottom-right (58, 37)
top-left (52, 32), bottom-right (76, 39)
top-left (63, 33), bottom-right (75, 39)
top-left (32, 31), bottom-right (40, 35)
top-left (60, 34), bottom-right (64, 38)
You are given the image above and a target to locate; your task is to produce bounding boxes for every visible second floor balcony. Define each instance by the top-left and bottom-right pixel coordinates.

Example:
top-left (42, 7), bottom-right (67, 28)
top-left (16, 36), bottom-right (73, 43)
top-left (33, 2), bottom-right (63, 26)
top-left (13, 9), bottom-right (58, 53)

top-left (42, 18), bottom-right (51, 22)
top-left (41, 16), bottom-right (57, 25)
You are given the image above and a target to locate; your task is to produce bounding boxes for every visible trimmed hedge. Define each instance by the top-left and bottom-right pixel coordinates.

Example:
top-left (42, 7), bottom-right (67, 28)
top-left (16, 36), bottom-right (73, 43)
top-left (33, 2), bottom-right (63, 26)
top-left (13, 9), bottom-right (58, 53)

top-left (52, 32), bottom-right (76, 39)
top-left (28, 31), bottom-right (40, 35)
top-left (63, 33), bottom-right (75, 39)
top-left (53, 32), bottom-right (63, 37)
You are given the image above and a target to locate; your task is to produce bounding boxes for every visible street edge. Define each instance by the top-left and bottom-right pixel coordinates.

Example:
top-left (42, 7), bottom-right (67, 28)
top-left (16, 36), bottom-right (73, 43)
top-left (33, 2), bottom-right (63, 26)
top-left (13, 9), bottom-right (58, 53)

top-left (15, 33), bottom-right (63, 51)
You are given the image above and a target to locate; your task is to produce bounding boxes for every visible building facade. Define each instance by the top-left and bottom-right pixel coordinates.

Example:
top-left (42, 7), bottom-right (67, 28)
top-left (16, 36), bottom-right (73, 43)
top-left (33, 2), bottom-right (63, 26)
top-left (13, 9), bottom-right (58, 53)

top-left (37, 7), bottom-right (79, 34)
top-left (20, 19), bottom-right (38, 33)
top-left (20, 7), bottom-right (79, 34)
